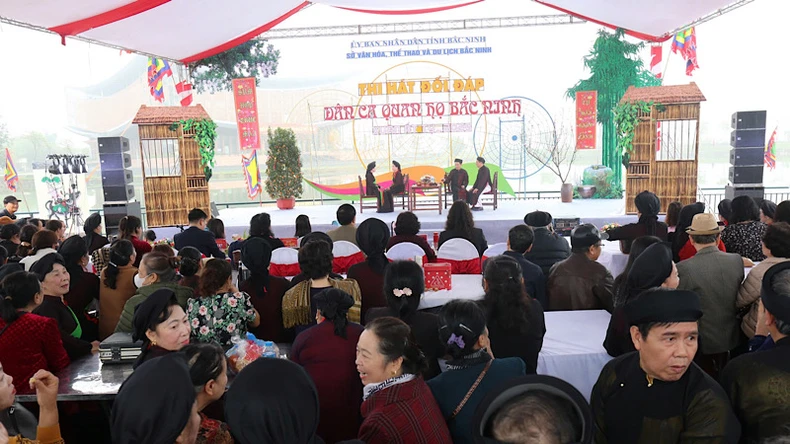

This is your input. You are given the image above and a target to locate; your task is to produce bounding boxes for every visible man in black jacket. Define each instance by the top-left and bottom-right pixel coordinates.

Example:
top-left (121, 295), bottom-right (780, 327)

top-left (502, 224), bottom-right (547, 308)
top-left (467, 157), bottom-right (491, 211)
top-left (523, 211), bottom-right (571, 276)
top-left (174, 208), bottom-right (226, 259)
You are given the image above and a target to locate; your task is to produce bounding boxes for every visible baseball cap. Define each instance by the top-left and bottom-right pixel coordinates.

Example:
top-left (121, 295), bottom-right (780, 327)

top-left (3, 196), bottom-right (20, 204)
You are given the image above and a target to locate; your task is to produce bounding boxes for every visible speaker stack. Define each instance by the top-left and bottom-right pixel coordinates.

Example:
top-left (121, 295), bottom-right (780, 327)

top-left (726, 111), bottom-right (766, 201)
top-left (98, 137), bottom-right (141, 236)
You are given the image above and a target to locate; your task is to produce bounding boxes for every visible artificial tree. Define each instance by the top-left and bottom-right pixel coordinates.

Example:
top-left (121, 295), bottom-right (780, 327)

top-left (567, 29), bottom-right (660, 190)
top-left (265, 128), bottom-right (303, 209)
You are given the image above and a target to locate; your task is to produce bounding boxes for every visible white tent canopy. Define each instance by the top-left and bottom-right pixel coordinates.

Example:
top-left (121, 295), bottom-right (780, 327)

top-left (0, 0), bottom-right (742, 62)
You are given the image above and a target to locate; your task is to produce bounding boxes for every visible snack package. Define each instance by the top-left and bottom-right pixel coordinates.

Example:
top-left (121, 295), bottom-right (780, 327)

top-left (226, 334), bottom-right (265, 373)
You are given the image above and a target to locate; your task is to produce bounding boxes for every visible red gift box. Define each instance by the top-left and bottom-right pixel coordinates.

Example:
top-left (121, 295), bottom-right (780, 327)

top-left (424, 262), bottom-right (452, 291)
top-left (282, 238), bottom-right (298, 248)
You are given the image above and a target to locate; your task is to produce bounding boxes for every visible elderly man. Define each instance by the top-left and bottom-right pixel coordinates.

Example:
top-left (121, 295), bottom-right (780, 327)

top-left (547, 224), bottom-right (613, 311)
top-left (466, 156), bottom-right (491, 211)
top-left (523, 211), bottom-right (571, 276)
top-left (442, 158), bottom-right (468, 203)
top-left (591, 288), bottom-right (741, 443)
top-left (677, 213), bottom-right (744, 378)
top-left (720, 262), bottom-right (790, 442)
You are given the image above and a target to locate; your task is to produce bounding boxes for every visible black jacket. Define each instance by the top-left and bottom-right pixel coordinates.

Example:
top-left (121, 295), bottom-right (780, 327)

top-left (502, 250), bottom-right (547, 309)
top-left (524, 227), bottom-right (571, 276)
top-left (438, 228), bottom-right (488, 257)
top-left (174, 226), bottom-right (226, 259)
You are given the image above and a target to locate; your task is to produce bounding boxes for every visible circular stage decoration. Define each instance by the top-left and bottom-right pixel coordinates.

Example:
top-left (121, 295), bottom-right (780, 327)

top-left (472, 96), bottom-right (556, 181)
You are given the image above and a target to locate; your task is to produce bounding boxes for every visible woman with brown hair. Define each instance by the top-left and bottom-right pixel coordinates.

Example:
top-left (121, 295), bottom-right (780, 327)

top-left (438, 200), bottom-right (488, 256)
top-left (187, 259), bottom-right (260, 346)
top-left (118, 215), bottom-right (151, 267)
top-left (19, 230), bottom-right (59, 271)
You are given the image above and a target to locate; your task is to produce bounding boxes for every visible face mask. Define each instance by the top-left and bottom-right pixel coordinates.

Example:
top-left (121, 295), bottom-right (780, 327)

top-left (134, 273), bottom-right (147, 288)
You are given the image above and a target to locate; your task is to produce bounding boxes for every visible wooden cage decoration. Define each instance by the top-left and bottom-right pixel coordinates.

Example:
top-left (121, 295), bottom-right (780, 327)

top-left (620, 83), bottom-right (706, 214)
top-left (132, 105), bottom-right (212, 227)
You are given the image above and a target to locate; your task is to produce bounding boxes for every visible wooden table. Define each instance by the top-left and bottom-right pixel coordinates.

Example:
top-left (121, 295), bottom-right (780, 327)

top-left (409, 184), bottom-right (443, 215)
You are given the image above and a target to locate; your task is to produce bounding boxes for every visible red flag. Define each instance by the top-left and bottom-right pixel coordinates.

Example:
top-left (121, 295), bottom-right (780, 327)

top-left (650, 45), bottom-right (663, 79)
top-left (175, 81), bottom-right (193, 107)
top-left (656, 121), bottom-right (662, 152)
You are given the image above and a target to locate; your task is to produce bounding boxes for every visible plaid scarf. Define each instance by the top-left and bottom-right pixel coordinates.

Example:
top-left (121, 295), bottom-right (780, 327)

top-left (445, 348), bottom-right (492, 370)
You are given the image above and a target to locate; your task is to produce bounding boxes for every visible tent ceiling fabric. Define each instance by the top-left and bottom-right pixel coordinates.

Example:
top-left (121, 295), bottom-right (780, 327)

top-left (0, 0), bottom-right (740, 62)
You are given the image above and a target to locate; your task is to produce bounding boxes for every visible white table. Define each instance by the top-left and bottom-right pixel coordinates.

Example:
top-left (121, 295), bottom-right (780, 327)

top-left (419, 274), bottom-right (485, 309)
top-left (537, 310), bottom-right (613, 401)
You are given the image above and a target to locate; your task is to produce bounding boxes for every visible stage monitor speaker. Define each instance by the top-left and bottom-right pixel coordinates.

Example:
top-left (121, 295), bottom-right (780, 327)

top-left (103, 185), bottom-right (135, 202)
top-left (97, 136), bottom-right (130, 154)
top-left (725, 185), bottom-right (764, 201)
top-left (731, 111), bottom-right (767, 130)
top-left (99, 152), bottom-right (132, 171)
top-left (104, 201), bottom-right (142, 236)
top-left (101, 169), bottom-right (133, 187)
top-left (730, 129), bottom-right (766, 148)
top-left (730, 148), bottom-right (765, 167)
top-left (729, 166), bottom-right (764, 184)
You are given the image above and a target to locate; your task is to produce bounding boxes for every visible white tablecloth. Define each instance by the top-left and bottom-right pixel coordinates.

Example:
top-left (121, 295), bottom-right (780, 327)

top-left (419, 275), bottom-right (485, 309)
top-left (537, 310), bottom-right (613, 401)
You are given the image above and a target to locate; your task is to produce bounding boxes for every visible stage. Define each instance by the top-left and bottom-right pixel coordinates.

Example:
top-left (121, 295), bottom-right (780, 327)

top-left (152, 198), bottom-right (637, 245)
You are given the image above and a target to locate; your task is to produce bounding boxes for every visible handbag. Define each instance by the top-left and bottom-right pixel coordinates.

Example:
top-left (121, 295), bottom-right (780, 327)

top-left (448, 360), bottom-right (493, 421)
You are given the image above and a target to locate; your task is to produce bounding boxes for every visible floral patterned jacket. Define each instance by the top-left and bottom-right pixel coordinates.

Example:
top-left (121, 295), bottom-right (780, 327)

top-left (187, 291), bottom-right (256, 346)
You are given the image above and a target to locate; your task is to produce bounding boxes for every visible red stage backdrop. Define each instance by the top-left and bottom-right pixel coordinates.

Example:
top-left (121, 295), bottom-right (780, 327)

top-left (575, 90), bottom-right (597, 150)
top-left (232, 77), bottom-right (261, 150)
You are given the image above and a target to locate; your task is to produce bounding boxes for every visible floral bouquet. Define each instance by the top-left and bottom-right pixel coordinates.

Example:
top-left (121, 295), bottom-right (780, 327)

top-left (601, 223), bottom-right (621, 232)
top-left (420, 175), bottom-right (436, 185)
top-left (154, 238), bottom-right (175, 248)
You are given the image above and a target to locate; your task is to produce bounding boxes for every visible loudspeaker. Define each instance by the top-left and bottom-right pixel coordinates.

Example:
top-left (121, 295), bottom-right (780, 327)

top-left (731, 129), bottom-right (766, 148)
top-left (725, 185), bottom-right (764, 201)
top-left (104, 201), bottom-right (142, 236)
top-left (729, 148), bottom-right (765, 167)
top-left (99, 152), bottom-right (132, 171)
top-left (729, 166), bottom-right (764, 184)
top-left (103, 185), bottom-right (135, 202)
top-left (97, 137), bottom-right (130, 154)
top-left (731, 111), bottom-right (767, 130)
top-left (101, 170), bottom-right (134, 187)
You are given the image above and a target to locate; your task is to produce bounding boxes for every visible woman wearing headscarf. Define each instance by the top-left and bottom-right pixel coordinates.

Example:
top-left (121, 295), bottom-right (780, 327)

top-left (427, 300), bottom-right (525, 444)
top-left (83, 212), bottom-right (108, 255)
top-left (225, 358), bottom-right (324, 444)
top-left (348, 218), bottom-right (390, 321)
top-left (365, 162), bottom-right (379, 197)
top-left (132, 288), bottom-right (191, 369)
top-left (111, 353), bottom-right (201, 444)
top-left (378, 161), bottom-right (404, 214)
top-left (759, 199), bottom-right (777, 225)
top-left (59, 235), bottom-right (100, 342)
top-left (603, 242), bottom-right (679, 357)
top-left (606, 191), bottom-right (668, 254)
top-left (671, 202), bottom-right (706, 262)
top-left (611, 236), bottom-right (662, 307)
top-left (240, 237), bottom-right (291, 342)
top-left (291, 289), bottom-right (364, 443)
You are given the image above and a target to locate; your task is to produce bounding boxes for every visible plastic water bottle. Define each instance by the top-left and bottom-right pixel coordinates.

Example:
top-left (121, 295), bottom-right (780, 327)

top-left (262, 341), bottom-right (279, 358)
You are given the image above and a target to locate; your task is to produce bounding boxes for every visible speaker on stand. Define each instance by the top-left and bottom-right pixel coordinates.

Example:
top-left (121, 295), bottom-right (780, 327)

top-left (98, 136), bottom-right (140, 236)
top-left (725, 111), bottom-right (766, 201)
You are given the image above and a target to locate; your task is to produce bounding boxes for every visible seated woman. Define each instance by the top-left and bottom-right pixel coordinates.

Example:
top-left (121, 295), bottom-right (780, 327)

top-left (356, 317), bottom-right (452, 444)
top-left (14, 225), bottom-right (38, 263)
top-left (0, 366), bottom-right (65, 444)
top-left (282, 240), bottom-right (361, 335)
top-left (665, 201), bottom-right (682, 243)
top-left (59, 236), bottom-right (100, 341)
top-left (672, 202), bottom-right (723, 262)
top-left (604, 242), bottom-right (679, 357)
top-left (438, 200), bottom-right (488, 257)
top-left (132, 288), bottom-right (191, 369)
top-left (291, 288), bottom-right (364, 443)
top-left (111, 353), bottom-right (201, 444)
top-left (606, 191), bottom-right (668, 254)
top-left (776, 200), bottom-right (790, 224)
top-left (115, 252), bottom-right (193, 333)
top-left (225, 358), bottom-right (324, 444)
top-left (428, 300), bottom-right (526, 444)
top-left (289, 233), bottom-right (344, 288)
top-left (19, 230), bottom-right (59, 271)
top-left (180, 343), bottom-right (232, 444)
top-left (365, 161), bottom-right (386, 212)
top-left (721, 196), bottom-right (768, 262)
top-left (117, 215), bottom-right (152, 268)
top-left (611, 236), bottom-right (662, 308)
top-left (207, 218), bottom-right (227, 251)
top-left (249, 212), bottom-right (285, 252)
top-left (386, 212), bottom-right (437, 262)
top-left (83, 212), bottom-right (109, 256)
top-left (31, 253), bottom-right (99, 359)
top-left (0, 271), bottom-right (69, 392)
top-left (348, 218), bottom-right (390, 320)
top-left (480, 256), bottom-right (545, 373)
top-left (759, 198), bottom-right (777, 225)
top-left (378, 161), bottom-right (404, 214)
top-left (98, 240), bottom-right (137, 340)
top-left (187, 259), bottom-right (260, 346)
top-left (737, 222), bottom-right (790, 338)
top-left (718, 199), bottom-right (733, 226)
top-left (366, 260), bottom-right (444, 379)
top-left (176, 247), bottom-right (203, 296)
top-left (239, 238), bottom-right (291, 342)
top-left (294, 214), bottom-right (312, 239)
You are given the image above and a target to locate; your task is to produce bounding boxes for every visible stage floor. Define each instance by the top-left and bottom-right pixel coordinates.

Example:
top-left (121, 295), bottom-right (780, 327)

top-left (154, 198), bottom-right (637, 245)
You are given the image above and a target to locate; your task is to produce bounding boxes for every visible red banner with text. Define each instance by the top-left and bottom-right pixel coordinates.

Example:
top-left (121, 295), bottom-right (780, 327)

top-left (232, 77), bottom-right (260, 150)
top-left (575, 91), bottom-right (597, 150)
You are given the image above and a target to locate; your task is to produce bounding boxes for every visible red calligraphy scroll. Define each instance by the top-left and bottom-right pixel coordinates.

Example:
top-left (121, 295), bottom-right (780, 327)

top-left (575, 91), bottom-right (597, 150)
top-left (232, 77), bottom-right (260, 150)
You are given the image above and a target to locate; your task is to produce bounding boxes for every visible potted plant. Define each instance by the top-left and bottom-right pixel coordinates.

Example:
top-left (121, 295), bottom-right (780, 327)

top-left (265, 127), bottom-right (303, 209)
top-left (525, 112), bottom-right (578, 203)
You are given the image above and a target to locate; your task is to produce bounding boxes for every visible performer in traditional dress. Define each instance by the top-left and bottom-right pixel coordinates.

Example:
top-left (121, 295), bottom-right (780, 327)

top-left (591, 288), bottom-right (741, 443)
top-left (467, 157), bottom-right (491, 211)
top-left (377, 161), bottom-right (403, 214)
top-left (442, 159), bottom-right (468, 203)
